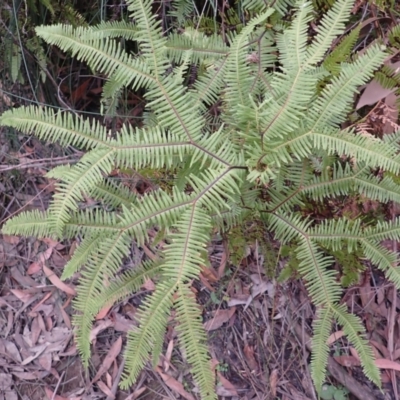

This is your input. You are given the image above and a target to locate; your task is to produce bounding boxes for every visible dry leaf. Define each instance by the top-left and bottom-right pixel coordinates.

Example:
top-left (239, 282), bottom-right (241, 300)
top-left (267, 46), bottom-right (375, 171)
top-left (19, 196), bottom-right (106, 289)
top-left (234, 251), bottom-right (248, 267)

top-left (356, 61), bottom-right (400, 110)
top-left (91, 336), bottom-right (122, 383)
top-left (44, 387), bottom-right (81, 400)
top-left (203, 307), bottom-right (236, 331)
top-left (155, 367), bottom-right (195, 400)
top-left (243, 345), bottom-right (258, 371)
top-left (9, 289), bottom-right (33, 303)
top-left (27, 262), bottom-right (42, 275)
top-left (97, 381), bottom-right (115, 398)
top-left (90, 319), bottom-right (113, 342)
top-left (96, 304), bottom-right (112, 320)
top-left (216, 372), bottom-right (238, 396)
top-left (270, 369), bottom-right (278, 397)
top-left (334, 355), bottom-right (361, 367)
top-left (42, 265), bottom-right (76, 296)
top-left (375, 358), bottom-right (400, 371)
top-left (326, 330), bottom-right (344, 345)
top-left (164, 339), bottom-right (174, 372)
top-left (124, 387), bottom-right (146, 399)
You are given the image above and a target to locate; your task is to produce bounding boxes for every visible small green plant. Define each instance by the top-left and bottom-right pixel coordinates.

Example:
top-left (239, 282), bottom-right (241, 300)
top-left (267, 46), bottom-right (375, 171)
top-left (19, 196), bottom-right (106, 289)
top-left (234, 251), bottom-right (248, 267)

top-left (320, 383), bottom-right (349, 400)
top-left (2, 0), bottom-right (400, 398)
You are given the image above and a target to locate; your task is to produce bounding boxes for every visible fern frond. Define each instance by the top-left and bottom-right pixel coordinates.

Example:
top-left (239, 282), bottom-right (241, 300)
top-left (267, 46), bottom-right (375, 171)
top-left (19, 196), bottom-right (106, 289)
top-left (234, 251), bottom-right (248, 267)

top-left (361, 240), bottom-right (400, 288)
top-left (2, 210), bottom-right (51, 238)
top-left (36, 24), bottom-right (154, 89)
top-left (311, 306), bottom-right (333, 390)
top-left (162, 205), bottom-right (211, 281)
top-left (126, 0), bottom-right (168, 76)
top-left (62, 234), bottom-right (103, 279)
top-left (175, 284), bottom-right (216, 399)
top-left (73, 231), bottom-right (131, 363)
top-left (47, 148), bottom-right (115, 235)
top-left (332, 303), bottom-right (380, 388)
top-left (89, 180), bottom-right (137, 209)
top-left (308, 45), bottom-right (386, 129)
top-left (306, 0), bottom-right (353, 67)
top-left (323, 25), bottom-right (360, 75)
top-left (166, 31), bottom-right (228, 64)
top-left (0, 106), bottom-right (110, 149)
top-left (296, 239), bottom-right (341, 306)
top-left (80, 20), bottom-right (138, 41)
top-left (121, 279), bottom-right (176, 388)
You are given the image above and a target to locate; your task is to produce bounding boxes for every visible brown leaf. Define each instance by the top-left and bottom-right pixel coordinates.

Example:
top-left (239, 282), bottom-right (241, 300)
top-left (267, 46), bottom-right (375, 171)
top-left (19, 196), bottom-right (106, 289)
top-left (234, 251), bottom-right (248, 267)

top-left (90, 319), bottom-right (113, 342)
top-left (243, 345), bottom-right (258, 371)
top-left (155, 367), bottom-right (195, 400)
top-left (0, 373), bottom-right (12, 391)
top-left (270, 369), bottom-right (278, 397)
top-left (216, 372), bottom-right (238, 396)
top-left (334, 355), bottom-right (361, 367)
top-left (44, 387), bottom-right (81, 400)
top-left (326, 330), bottom-right (344, 345)
top-left (91, 336), bottom-right (122, 384)
top-left (97, 381), bottom-right (115, 398)
top-left (375, 358), bottom-right (400, 371)
top-left (42, 265), bottom-right (76, 296)
top-left (356, 61), bottom-right (400, 109)
top-left (27, 262), bottom-right (42, 275)
top-left (203, 307), bottom-right (236, 331)
top-left (9, 289), bottom-right (33, 303)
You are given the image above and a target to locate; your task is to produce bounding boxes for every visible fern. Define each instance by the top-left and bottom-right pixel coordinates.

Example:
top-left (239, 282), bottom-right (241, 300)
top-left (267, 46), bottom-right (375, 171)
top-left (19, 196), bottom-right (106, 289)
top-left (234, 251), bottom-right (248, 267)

top-left (1, 0), bottom-right (400, 398)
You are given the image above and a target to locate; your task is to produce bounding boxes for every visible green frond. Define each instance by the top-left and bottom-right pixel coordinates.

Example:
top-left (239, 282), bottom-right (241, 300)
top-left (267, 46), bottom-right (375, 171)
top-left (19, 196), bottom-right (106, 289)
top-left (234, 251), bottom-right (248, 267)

top-left (312, 129), bottom-right (400, 174)
top-left (224, 10), bottom-right (275, 111)
top-left (0, 106), bottom-right (110, 149)
top-left (361, 240), bottom-right (400, 289)
top-left (2, 1), bottom-right (399, 397)
top-left (295, 239), bottom-right (341, 306)
top-left (35, 24), bottom-right (154, 90)
top-left (192, 58), bottom-right (228, 110)
top-left (62, 234), bottom-right (103, 279)
top-left (114, 126), bottom-right (192, 169)
top-left (89, 180), bottom-right (137, 209)
top-left (126, 0), bottom-right (168, 76)
top-left (332, 304), bottom-right (380, 388)
top-left (309, 218), bottom-right (361, 252)
top-left (162, 205), bottom-right (211, 281)
top-left (1, 210), bottom-right (51, 238)
top-left (266, 212), bottom-right (313, 243)
top-left (311, 306), bottom-right (333, 391)
top-left (364, 218), bottom-right (400, 242)
top-left (119, 188), bottom-right (193, 244)
top-left (47, 148), bottom-right (115, 235)
top-left (323, 25), bottom-right (360, 75)
top-left (121, 279), bottom-right (177, 388)
top-left (166, 31), bottom-right (228, 64)
top-left (375, 63), bottom-right (400, 90)
top-left (278, 2), bottom-right (314, 72)
top-left (94, 260), bottom-right (162, 319)
top-left (308, 45), bottom-right (386, 129)
top-left (80, 20), bottom-right (138, 41)
top-left (191, 169), bottom-right (243, 212)
top-left (73, 231), bottom-right (131, 364)
top-left (168, 0), bottom-right (195, 24)
top-left (388, 24), bottom-right (400, 48)
top-left (306, 0), bottom-right (353, 67)
top-left (175, 284), bottom-right (216, 399)
top-left (64, 210), bottom-right (122, 238)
